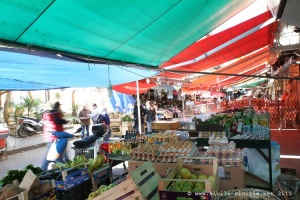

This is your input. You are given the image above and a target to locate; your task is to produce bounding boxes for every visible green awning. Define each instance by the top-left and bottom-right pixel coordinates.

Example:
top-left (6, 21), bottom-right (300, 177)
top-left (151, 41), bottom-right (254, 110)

top-left (0, 0), bottom-right (254, 67)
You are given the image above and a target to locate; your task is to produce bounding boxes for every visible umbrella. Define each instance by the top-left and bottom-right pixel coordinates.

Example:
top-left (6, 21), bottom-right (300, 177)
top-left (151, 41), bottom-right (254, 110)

top-left (112, 81), bottom-right (156, 95)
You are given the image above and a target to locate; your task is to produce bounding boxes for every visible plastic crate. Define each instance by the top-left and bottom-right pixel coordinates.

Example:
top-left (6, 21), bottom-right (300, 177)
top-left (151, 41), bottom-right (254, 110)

top-left (56, 178), bottom-right (93, 200)
top-left (277, 174), bottom-right (300, 200)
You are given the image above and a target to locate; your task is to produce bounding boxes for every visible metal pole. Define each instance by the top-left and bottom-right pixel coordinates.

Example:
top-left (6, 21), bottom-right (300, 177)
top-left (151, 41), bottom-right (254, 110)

top-left (136, 80), bottom-right (142, 134)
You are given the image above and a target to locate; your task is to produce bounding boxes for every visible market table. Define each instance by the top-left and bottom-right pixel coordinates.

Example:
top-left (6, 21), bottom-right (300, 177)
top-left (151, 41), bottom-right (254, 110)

top-left (107, 154), bottom-right (130, 181)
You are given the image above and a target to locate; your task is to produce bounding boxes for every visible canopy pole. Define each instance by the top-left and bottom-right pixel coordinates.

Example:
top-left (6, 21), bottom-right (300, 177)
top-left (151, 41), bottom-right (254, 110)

top-left (136, 80), bottom-right (142, 134)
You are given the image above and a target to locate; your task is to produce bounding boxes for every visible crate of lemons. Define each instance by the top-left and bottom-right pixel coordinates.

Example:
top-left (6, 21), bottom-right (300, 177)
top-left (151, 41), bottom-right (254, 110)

top-left (88, 183), bottom-right (116, 200)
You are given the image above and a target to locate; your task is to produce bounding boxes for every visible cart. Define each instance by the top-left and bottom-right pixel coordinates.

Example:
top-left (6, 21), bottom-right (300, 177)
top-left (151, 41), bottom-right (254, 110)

top-left (277, 174), bottom-right (300, 200)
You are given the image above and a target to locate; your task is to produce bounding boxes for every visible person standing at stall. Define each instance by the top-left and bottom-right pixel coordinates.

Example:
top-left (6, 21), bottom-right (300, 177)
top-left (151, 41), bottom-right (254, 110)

top-left (133, 101), bottom-right (146, 134)
top-left (88, 103), bottom-right (100, 125)
top-left (101, 108), bottom-right (111, 141)
top-left (78, 105), bottom-right (91, 139)
top-left (145, 101), bottom-right (156, 133)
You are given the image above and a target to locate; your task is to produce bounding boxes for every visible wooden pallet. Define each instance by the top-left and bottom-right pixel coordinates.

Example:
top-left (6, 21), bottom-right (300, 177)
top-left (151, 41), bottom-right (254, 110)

top-left (94, 161), bottom-right (160, 200)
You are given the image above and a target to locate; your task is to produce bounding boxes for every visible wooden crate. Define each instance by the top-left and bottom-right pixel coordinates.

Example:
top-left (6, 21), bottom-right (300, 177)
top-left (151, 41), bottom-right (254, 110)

top-left (158, 157), bottom-right (219, 200)
top-left (94, 161), bottom-right (160, 200)
top-left (128, 160), bottom-right (176, 178)
top-left (152, 121), bottom-right (179, 130)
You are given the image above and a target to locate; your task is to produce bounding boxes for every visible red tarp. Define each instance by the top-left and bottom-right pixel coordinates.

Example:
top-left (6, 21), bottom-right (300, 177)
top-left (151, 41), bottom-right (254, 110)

top-left (160, 11), bottom-right (276, 73)
top-left (112, 81), bottom-right (156, 95)
top-left (189, 47), bottom-right (270, 87)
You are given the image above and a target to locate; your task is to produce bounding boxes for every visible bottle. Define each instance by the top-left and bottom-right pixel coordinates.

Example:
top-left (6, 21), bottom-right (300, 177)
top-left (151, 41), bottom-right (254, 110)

top-left (126, 142), bottom-right (131, 155)
top-left (108, 142), bottom-right (113, 154)
top-left (112, 142), bottom-right (117, 154)
top-left (122, 142), bottom-right (127, 155)
top-left (117, 141), bottom-right (122, 151)
top-left (242, 148), bottom-right (249, 171)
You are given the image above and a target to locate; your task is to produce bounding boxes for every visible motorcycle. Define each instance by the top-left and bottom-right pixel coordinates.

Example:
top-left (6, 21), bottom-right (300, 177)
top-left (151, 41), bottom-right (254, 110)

top-left (16, 113), bottom-right (45, 138)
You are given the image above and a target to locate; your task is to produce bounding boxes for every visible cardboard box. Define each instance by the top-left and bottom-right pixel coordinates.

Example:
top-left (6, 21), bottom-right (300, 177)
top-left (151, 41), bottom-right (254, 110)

top-left (128, 160), bottom-right (176, 178)
top-left (55, 167), bottom-right (90, 190)
top-left (158, 157), bottom-right (218, 200)
top-left (152, 121), bottom-right (179, 130)
top-left (91, 164), bottom-right (111, 191)
top-left (218, 166), bottom-right (245, 192)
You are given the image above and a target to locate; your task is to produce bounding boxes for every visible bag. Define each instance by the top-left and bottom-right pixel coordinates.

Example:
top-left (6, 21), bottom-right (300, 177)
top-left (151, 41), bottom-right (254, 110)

top-left (96, 114), bottom-right (104, 124)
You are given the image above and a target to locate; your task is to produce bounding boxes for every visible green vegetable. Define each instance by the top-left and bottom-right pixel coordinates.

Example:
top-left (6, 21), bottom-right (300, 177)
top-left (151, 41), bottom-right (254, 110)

top-left (0, 165), bottom-right (43, 187)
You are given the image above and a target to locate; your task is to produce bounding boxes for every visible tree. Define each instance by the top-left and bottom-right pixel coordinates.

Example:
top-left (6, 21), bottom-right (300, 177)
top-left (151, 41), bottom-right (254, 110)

top-left (13, 103), bottom-right (25, 125)
top-left (22, 97), bottom-right (36, 116)
top-left (55, 91), bottom-right (61, 101)
top-left (3, 91), bottom-right (11, 125)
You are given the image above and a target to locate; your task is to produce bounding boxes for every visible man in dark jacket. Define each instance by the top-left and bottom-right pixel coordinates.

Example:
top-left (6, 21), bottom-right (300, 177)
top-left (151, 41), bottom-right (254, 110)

top-left (101, 108), bottom-right (111, 141)
top-left (133, 101), bottom-right (146, 134)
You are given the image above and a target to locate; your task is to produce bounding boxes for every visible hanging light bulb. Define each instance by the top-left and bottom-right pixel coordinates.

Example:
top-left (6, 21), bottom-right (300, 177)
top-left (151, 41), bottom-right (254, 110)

top-left (146, 78), bottom-right (150, 84)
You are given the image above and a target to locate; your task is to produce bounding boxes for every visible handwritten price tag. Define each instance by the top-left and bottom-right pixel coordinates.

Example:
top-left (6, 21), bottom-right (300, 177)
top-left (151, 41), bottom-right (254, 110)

top-left (19, 169), bottom-right (37, 192)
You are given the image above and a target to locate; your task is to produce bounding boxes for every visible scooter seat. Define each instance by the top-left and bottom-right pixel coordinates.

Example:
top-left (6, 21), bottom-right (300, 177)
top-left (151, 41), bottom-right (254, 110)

top-left (73, 135), bottom-right (98, 149)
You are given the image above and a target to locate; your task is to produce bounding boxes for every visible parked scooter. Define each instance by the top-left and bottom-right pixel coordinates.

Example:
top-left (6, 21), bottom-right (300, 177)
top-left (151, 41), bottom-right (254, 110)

top-left (16, 113), bottom-right (45, 138)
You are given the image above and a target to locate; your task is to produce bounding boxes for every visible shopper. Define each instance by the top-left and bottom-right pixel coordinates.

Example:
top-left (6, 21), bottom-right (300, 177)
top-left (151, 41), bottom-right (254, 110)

top-left (145, 101), bottom-right (156, 133)
top-left (41, 101), bottom-right (69, 171)
top-left (88, 103), bottom-right (101, 125)
top-left (133, 101), bottom-right (146, 134)
top-left (78, 105), bottom-right (91, 139)
top-left (101, 108), bottom-right (111, 141)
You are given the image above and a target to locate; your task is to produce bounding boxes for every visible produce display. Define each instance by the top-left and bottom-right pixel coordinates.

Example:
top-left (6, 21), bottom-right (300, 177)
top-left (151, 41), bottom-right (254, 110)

top-left (0, 184), bottom-right (23, 200)
top-left (87, 183), bottom-right (116, 200)
top-left (27, 178), bottom-right (53, 199)
top-left (0, 164), bottom-right (43, 187)
top-left (169, 167), bottom-right (215, 193)
top-left (130, 140), bottom-right (196, 162)
top-left (197, 108), bottom-right (270, 140)
top-left (205, 136), bottom-right (243, 166)
top-left (54, 153), bottom-right (106, 175)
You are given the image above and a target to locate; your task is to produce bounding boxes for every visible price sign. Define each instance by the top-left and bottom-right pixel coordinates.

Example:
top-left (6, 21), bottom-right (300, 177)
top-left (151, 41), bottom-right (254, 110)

top-left (19, 169), bottom-right (37, 192)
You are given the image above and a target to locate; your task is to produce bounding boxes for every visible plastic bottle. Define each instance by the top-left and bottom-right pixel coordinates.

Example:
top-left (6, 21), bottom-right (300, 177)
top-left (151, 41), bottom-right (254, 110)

top-left (108, 142), bottom-right (113, 154)
top-left (122, 142), bottom-right (127, 155)
top-left (126, 142), bottom-right (131, 155)
top-left (112, 142), bottom-right (117, 154)
top-left (242, 148), bottom-right (249, 171)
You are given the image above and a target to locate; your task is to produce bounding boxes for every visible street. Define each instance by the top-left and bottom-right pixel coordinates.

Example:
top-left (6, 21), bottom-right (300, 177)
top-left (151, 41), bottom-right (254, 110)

top-left (0, 146), bottom-right (46, 179)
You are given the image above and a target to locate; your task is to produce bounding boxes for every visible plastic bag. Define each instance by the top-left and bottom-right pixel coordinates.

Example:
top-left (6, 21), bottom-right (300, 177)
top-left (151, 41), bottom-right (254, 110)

top-left (245, 141), bottom-right (281, 186)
